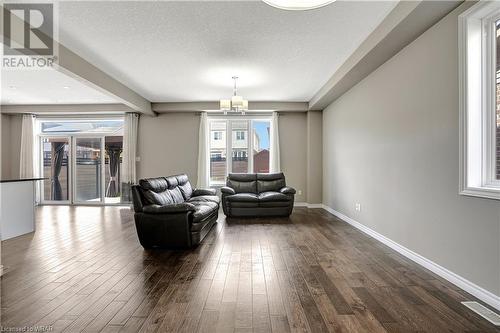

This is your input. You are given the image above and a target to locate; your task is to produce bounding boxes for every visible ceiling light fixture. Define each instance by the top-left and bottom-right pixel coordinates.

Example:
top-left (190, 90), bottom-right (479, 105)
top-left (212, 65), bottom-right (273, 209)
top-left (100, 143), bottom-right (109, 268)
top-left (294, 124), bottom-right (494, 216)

top-left (63, 86), bottom-right (70, 89)
top-left (262, 0), bottom-right (335, 10)
top-left (220, 76), bottom-right (248, 115)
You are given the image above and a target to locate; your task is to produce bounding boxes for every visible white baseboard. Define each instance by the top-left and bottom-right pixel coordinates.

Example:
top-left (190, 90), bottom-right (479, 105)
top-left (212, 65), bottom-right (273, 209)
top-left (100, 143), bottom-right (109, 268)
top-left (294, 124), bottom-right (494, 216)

top-left (321, 204), bottom-right (500, 312)
top-left (307, 203), bottom-right (324, 209)
top-left (294, 202), bottom-right (324, 208)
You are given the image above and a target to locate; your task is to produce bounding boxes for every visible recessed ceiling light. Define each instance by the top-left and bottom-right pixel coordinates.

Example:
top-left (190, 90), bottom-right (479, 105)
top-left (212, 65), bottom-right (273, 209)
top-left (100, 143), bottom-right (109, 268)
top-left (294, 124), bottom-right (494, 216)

top-left (262, 0), bottom-right (336, 10)
top-left (63, 86), bottom-right (70, 89)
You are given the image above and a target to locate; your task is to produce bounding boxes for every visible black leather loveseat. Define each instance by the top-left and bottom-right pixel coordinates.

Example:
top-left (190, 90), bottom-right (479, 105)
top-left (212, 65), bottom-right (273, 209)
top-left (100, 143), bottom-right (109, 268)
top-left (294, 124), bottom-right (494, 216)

top-left (131, 174), bottom-right (219, 248)
top-left (221, 173), bottom-right (296, 217)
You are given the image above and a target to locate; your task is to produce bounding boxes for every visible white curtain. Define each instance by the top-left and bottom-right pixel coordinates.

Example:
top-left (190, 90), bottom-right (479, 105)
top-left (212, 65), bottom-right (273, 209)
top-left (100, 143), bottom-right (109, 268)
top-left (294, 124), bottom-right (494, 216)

top-left (197, 112), bottom-right (209, 188)
top-left (270, 111), bottom-right (281, 173)
top-left (122, 113), bottom-right (139, 200)
top-left (19, 114), bottom-right (38, 178)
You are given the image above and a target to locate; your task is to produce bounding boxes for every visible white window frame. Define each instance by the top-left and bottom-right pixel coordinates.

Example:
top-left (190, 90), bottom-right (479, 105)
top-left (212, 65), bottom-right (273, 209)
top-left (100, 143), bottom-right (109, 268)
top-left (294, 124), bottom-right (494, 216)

top-left (208, 115), bottom-right (271, 187)
top-left (459, 2), bottom-right (500, 200)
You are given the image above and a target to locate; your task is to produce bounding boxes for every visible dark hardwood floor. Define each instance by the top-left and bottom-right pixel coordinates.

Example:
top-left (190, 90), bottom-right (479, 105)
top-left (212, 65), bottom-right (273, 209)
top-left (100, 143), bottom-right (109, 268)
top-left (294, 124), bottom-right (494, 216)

top-left (1, 206), bottom-right (499, 332)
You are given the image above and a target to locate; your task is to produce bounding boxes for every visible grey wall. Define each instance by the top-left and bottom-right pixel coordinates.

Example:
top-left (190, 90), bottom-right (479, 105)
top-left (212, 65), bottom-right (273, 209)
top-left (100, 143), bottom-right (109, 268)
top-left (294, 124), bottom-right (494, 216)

top-left (323, 3), bottom-right (500, 296)
top-left (307, 111), bottom-right (322, 204)
top-left (137, 113), bottom-right (200, 182)
top-left (279, 113), bottom-right (307, 202)
top-left (137, 112), bottom-right (310, 202)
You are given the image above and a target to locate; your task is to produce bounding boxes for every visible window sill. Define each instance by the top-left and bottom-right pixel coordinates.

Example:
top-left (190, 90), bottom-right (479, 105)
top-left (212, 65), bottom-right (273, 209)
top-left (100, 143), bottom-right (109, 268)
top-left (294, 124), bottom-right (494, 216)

top-left (460, 187), bottom-right (500, 201)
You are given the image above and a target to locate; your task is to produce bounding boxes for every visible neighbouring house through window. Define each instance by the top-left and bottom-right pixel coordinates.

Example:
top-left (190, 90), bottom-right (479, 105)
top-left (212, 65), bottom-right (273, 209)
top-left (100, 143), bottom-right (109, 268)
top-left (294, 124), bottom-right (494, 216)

top-left (209, 118), bottom-right (271, 186)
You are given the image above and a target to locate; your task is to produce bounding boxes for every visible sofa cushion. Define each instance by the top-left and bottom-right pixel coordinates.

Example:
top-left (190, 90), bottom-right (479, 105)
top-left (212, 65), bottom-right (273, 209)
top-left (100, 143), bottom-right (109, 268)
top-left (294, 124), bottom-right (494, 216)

top-left (143, 189), bottom-right (174, 205)
top-left (176, 174), bottom-right (193, 200)
top-left (259, 201), bottom-right (291, 208)
top-left (165, 176), bottom-right (179, 188)
top-left (168, 187), bottom-right (185, 204)
top-left (227, 173), bottom-right (257, 193)
top-left (257, 173), bottom-right (286, 193)
top-left (188, 195), bottom-right (220, 204)
top-left (231, 201), bottom-right (259, 208)
top-left (191, 202), bottom-right (218, 223)
top-left (139, 177), bottom-right (168, 192)
top-left (258, 191), bottom-right (290, 202)
top-left (225, 193), bottom-right (259, 202)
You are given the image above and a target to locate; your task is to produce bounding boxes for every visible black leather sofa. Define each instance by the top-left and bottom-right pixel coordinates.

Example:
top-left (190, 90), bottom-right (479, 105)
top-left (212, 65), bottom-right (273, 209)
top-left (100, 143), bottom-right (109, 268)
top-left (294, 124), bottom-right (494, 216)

top-left (221, 173), bottom-right (296, 217)
top-left (131, 174), bottom-right (219, 248)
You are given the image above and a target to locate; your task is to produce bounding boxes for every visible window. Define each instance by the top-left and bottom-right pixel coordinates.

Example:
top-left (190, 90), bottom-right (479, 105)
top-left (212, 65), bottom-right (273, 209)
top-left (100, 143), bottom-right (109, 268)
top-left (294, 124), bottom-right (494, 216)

top-left (213, 131), bottom-right (222, 140)
top-left (460, 2), bottom-right (500, 200)
top-left (236, 131), bottom-right (245, 140)
top-left (208, 117), bottom-right (271, 186)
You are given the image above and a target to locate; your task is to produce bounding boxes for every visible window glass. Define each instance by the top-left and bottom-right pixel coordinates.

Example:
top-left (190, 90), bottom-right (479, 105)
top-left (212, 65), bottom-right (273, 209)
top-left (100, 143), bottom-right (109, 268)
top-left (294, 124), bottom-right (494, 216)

top-left (41, 120), bottom-right (123, 135)
top-left (252, 121), bottom-right (270, 173)
top-left (42, 137), bottom-right (69, 201)
top-left (232, 121), bottom-right (248, 173)
top-left (209, 121), bottom-right (227, 185)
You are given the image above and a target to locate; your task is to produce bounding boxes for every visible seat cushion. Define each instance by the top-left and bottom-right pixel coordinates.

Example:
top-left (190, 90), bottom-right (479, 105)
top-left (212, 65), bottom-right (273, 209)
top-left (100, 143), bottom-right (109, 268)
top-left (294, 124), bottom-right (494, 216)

top-left (225, 193), bottom-right (259, 202)
top-left (258, 191), bottom-right (291, 202)
top-left (259, 201), bottom-right (291, 208)
top-left (188, 195), bottom-right (220, 204)
top-left (231, 201), bottom-right (259, 208)
top-left (191, 202), bottom-right (218, 223)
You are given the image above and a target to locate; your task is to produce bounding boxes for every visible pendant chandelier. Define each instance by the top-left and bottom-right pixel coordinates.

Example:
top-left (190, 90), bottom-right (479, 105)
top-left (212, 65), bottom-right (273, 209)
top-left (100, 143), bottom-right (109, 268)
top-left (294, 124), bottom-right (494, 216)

top-left (219, 76), bottom-right (248, 115)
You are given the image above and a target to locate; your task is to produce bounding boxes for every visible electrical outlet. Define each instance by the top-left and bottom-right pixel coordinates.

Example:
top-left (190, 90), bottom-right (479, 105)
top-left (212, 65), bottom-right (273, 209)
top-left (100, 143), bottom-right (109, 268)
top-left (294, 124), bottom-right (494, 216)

top-left (298, 190), bottom-right (302, 195)
top-left (355, 203), bottom-right (361, 212)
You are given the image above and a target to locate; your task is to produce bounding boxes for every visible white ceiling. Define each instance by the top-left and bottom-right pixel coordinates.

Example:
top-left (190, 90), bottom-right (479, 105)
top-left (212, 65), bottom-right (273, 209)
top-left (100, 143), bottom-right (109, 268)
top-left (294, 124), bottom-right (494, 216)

top-left (1, 1), bottom-right (397, 105)
top-left (57, 0), bottom-right (397, 103)
top-left (1, 69), bottom-right (118, 105)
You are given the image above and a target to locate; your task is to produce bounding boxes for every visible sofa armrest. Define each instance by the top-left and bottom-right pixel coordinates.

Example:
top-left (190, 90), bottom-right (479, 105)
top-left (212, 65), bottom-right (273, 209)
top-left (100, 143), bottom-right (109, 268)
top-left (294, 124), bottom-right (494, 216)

top-left (280, 186), bottom-right (296, 195)
top-left (143, 203), bottom-right (196, 214)
top-left (192, 188), bottom-right (216, 196)
top-left (221, 186), bottom-right (236, 195)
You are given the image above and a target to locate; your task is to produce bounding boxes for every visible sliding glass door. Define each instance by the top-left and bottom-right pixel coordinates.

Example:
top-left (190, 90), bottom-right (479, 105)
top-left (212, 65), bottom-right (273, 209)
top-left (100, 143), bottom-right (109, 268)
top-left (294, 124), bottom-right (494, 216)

top-left (74, 137), bottom-right (105, 204)
top-left (38, 118), bottom-right (125, 205)
top-left (39, 135), bottom-right (123, 205)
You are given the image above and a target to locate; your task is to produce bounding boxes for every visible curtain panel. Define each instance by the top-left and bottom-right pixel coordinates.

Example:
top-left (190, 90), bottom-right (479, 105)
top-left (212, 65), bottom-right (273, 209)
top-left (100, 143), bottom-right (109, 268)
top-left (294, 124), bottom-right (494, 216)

top-left (270, 111), bottom-right (281, 172)
top-left (121, 113), bottom-right (139, 202)
top-left (197, 112), bottom-right (209, 188)
top-left (19, 114), bottom-right (38, 179)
